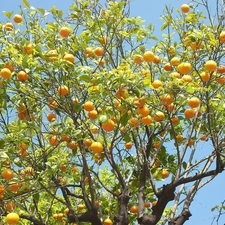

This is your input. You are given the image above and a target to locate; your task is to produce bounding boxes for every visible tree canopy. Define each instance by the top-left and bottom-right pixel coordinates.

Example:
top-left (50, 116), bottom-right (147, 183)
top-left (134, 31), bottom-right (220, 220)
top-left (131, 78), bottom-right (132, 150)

top-left (0, 0), bottom-right (225, 225)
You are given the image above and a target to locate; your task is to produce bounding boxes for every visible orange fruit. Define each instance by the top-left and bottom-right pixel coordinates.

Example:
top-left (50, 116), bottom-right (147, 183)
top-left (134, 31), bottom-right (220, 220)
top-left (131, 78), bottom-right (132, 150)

top-left (134, 97), bottom-right (145, 108)
top-left (176, 134), bottom-right (183, 142)
top-left (5, 23), bottom-right (14, 31)
top-left (184, 108), bottom-right (195, 119)
top-left (141, 115), bottom-right (152, 125)
top-left (18, 112), bottom-right (27, 120)
top-left (188, 97), bottom-right (200, 108)
top-left (47, 113), bottom-right (56, 122)
top-left (177, 62), bottom-right (192, 74)
top-left (133, 55), bottom-right (143, 64)
top-left (0, 185), bottom-right (5, 198)
top-left (0, 68), bottom-right (11, 79)
top-left (5, 201), bottom-right (16, 212)
top-left (84, 139), bottom-right (92, 147)
top-left (217, 77), bottom-right (225, 84)
top-left (152, 80), bottom-right (162, 88)
top-left (58, 85), bottom-right (69, 96)
top-left (68, 141), bottom-right (77, 150)
top-left (23, 44), bottom-right (33, 55)
top-left (190, 42), bottom-right (202, 50)
top-left (84, 101), bottom-right (94, 111)
top-left (143, 51), bottom-right (155, 62)
top-left (8, 183), bottom-right (19, 192)
top-left (95, 200), bottom-right (100, 207)
top-left (200, 72), bottom-right (210, 82)
top-left (182, 75), bottom-right (192, 82)
top-left (167, 46), bottom-right (176, 55)
top-left (59, 26), bottom-right (70, 37)
top-left (154, 111), bottom-right (165, 122)
top-left (115, 88), bottom-right (128, 99)
top-left (17, 71), bottom-right (28, 82)
top-left (181, 4), bottom-right (190, 13)
top-left (104, 218), bottom-right (112, 225)
top-left (88, 110), bottom-right (98, 120)
top-left (171, 117), bottom-right (179, 125)
top-left (13, 14), bottom-right (22, 23)
top-left (94, 47), bottom-right (104, 56)
top-left (72, 167), bottom-right (79, 173)
top-left (188, 139), bottom-right (194, 146)
top-left (144, 202), bottom-right (151, 208)
top-left (4, 64), bottom-right (14, 72)
top-left (170, 57), bottom-right (180, 66)
top-left (129, 117), bottom-right (139, 128)
top-left (164, 63), bottom-right (172, 71)
top-left (205, 60), bottom-right (217, 71)
top-left (84, 47), bottom-right (93, 57)
top-left (63, 53), bottom-right (74, 63)
top-left (200, 135), bottom-right (208, 141)
top-left (90, 142), bottom-right (103, 153)
top-left (6, 212), bottom-right (20, 225)
top-left (161, 169), bottom-right (169, 178)
top-left (153, 55), bottom-right (161, 64)
top-left (2, 169), bottom-right (13, 180)
top-left (217, 65), bottom-right (225, 74)
top-left (153, 141), bottom-right (161, 149)
top-left (161, 94), bottom-right (173, 106)
top-left (24, 166), bottom-right (35, 176)
top-left (102, 119), bottom-right (115, 132)
top-left (219, 31), bottom-right (225, 43)
top-left (152, 200), bottom-right (157, 207)
top-left (60, 164), bottom-right (67, 172)
top-left (49, 135), bottom-right (59, 146)
top-left (78, 204), bottom-right (85, 210)
top-left (98, 59), bottom-right (104, 66)
top-left (125, 142), bottom-right (132, 149)
top-left (166, 103), bottom-right (175, 112)
top-left (170, 72), bottom-right (180, 79)
top-left (137, 106), bottom-right (150, 117)
top-left (130, 205), bottom-right (138, 214)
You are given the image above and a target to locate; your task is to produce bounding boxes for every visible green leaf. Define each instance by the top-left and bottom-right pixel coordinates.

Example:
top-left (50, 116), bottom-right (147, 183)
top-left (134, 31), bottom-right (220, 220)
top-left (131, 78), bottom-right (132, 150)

top-left (79, 75), bottom-right (91, 82)
top-left (3, 11), bottom-right (13, 19)
top-left (120, 112), bottom-right (129, 126)
top-left (33, 193), bottom-right (39, 203)
top-left (22, 0), bottom-right (30, 8)
top-left (182, 161), bottom-right (187, 169)
top-left (99, 115), bottom-right (108, 123)
top-left (37, 8), bottom-right (45, 15)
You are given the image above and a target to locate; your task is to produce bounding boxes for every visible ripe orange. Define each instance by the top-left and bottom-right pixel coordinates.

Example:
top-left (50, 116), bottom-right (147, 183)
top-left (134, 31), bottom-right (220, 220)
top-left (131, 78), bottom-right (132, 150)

top-left (129, 117), bottom-right (139, 128)
top-left (184, 108), bottom-right (195, 119)
top-left (134, 97), bottom-right (145, 108)
top-left (98, 59), bottom-right (104, 66)
top-left (153, 141), bottom-right (161, 149)
top-left (49, 135), bottom-right (59, 146)
top-left (63, 53), bottom-right (74, 63)
top-left (200, 135), bottom-right (208, 141)
top-left (17, 71), bottom-right (28, 82)
top-left (219, 31), bottom-right (225, 43)
top-left (4, 64), bottom-right (14, 72)
top-left (177, 62), bottom-right (192, 74)
top-left (88, 110), bottom-right (98, 120)
top-left (115, 88), bottom-right (128, 99)
top-left (61, 135), bottom-right (70, 143)
top-left (84, 47), bottom-right (93, 57)
top-left (68, 141), bottom-right (77, 150)
top-left (144, 202), bottom-right (151, 208)
top-left (153, 55), bottom-right (161, 64)
top-left (164, 63), bottom-right (172, 71)
top-left (217, 65), bottom-right (225, 74)
top-left (141, 115), bottom-right (152, 125)
top-left (0, 68), bottom-right (11, 79)
top-left (161, 94), bottom-right (173, 106)
top-left (0, 185), bottom-right (5, 198)
top-left (152, 200), bottom-right (157, 207)
top-left (78, 204), bottom-right (85, 210)
top-left (59, 26), bottom-right (70, 37)
top-left (170, 72), bottom-right (180, 78)
top-left (90, 142), bottom-right (103, 153)
top-left (200, 72), bottom-right (210, 82)
top-left (5, 23), bottom-right (14, 31)
top-left (143, 51), bottom-right (155, 62)
top-left (99, 36), bottom-right (108, 45)
top-left (94, 47), bottom-right (104, 56)
top-left (176, 134), bottom-right (183, 142)
top-left (181, 4), bottom-right (190, 13)
top-left (152, 80), bottom-right (162, 88)
top-left (205, 60), bottom-right (217, 71)
top-left (161, 169), bottom-right (170, 178)
top-left (130, 205), bottom-right (138, 213)
top-left (217, 77), bottom-right (225, 84)
top-left (13, 14), bottom-right (22, 23)
top-left (137, 106), bottom-right (150, 117)
top-left (190, 42), bottom-right (202, 50)
top-left (60, 164), bottom-right (67, 172)
top-left (102, 119), bottom-right (115, 132)
top-left (188, 139), bottom-right (194, 146)
top-left (6, 212), bottom-right (20, 225)
top-left (84, 139), bottom-right (92, 147)
top-left (2, 169), bottom-right (13, 180)
top-left (18, 112), bottom-right (27, 120)
top-left (170, 57), bottom-right (180, 66)
top-left (167, 46), bottom-right (176, 55)
top-left (171, 117), bottom-right (179, 125)
top-left (133, 55), bottom-right (143, 64)
top-left (154, 111), bottom-right (165, 122)
top-left (58, 85), bottom-right (69, 96)
top-left (8, 183), bottom-right (19, 192)
top-left (182, 75), bottom-right (192, 82)
top-left (125, 142), bottom-right (132, 150)
top-left (188, 97), bottom-right (200, 108)
top-left (23, 44), bottom-right (33, 55)
top-left (47, 113), bottom-right (56, 122)
top-left (72, 167), bottom-right (79, 173)
top-left (5, 201), bottom-right (16, 212)
top-left (84, 101), bottom-right (94, 111)
top-left (104, 218), bottom-right (112, 225)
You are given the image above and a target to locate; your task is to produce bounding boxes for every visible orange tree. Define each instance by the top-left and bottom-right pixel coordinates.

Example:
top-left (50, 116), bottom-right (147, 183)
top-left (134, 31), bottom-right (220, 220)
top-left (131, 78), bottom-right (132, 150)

top-left (0, 0), bottom-right (225, 225)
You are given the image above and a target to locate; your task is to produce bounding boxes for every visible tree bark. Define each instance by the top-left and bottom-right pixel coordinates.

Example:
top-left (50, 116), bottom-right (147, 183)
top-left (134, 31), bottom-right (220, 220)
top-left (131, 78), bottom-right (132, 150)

top-left (168, 209), bottom-right (192, 225)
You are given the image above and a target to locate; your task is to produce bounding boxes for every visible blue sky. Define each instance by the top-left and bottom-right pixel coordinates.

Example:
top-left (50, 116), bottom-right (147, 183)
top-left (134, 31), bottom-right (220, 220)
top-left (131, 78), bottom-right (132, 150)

top-left (1, 0), bottom-right (225, 224)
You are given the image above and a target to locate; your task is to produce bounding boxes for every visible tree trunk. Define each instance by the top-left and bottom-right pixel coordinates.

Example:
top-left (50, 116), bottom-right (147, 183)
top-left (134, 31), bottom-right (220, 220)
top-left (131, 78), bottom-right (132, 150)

top-left (168, 209), bottom-right (192, 225)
